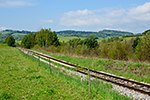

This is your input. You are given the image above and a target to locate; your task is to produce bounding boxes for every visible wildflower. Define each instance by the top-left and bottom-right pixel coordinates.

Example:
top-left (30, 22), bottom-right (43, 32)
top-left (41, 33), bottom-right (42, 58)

top-left (58, 91), bottom-right (60, 94)
top-left (69, 89), bottom-right (71, 91)
top-left (44, 91), bottom-right (46, 94)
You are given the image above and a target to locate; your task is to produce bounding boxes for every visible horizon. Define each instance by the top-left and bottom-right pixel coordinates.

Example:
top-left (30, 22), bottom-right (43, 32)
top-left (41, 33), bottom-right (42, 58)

top-left (0, 28), bottom-right (136, 34)
top-left (0, 0), bottom-right (150, 33)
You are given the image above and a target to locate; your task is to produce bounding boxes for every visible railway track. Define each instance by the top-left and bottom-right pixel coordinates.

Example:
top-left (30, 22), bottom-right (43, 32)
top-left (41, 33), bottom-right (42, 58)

top-left (18, 47), bottom-right (150, 96)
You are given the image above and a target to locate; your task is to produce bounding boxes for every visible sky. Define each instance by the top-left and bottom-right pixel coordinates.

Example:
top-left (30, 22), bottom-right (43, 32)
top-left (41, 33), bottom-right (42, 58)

top-left (0, 0), bottom-right (150, 33)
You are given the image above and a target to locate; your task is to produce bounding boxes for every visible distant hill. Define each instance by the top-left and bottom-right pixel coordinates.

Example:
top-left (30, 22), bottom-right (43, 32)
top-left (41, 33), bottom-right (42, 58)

top-left (0, 29), bottom-right (34, 41)
top-left (142, 29), bottom-right (150, 35)
top-left (56, 29), bottom-right (133, 38)
top-left (0, 29), bottom-right (134, 41)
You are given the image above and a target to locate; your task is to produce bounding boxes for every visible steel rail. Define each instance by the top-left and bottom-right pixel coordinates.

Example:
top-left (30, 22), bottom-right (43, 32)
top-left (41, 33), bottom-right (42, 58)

top-left (18, 47), bottom-right (150, 96)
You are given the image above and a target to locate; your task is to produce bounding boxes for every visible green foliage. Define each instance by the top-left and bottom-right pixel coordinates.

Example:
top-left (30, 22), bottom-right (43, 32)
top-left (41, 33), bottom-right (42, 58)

top-left (108, 41), bottom-right (129, 60)
top-left (132, 37), bottom-right (140, 52)
top-left (83, 36), bottom-right (99, 48)
top-left (33, 49), bottom-right (150, 83)
top-left (142, 29), bottom-right (150, 35)
top-left (21, 28), bottom-right (60, 49)
top-left (75, 45), bottom-right (82, 55)
top-left (0, 92), bottom-right (13, 99)
top-left (135, 33), bottom-right (150, 62)
top-left (68, 36), bottom-right (98, 49)
top-left (101, 36), bottom-right (123, 43)
top-left (57, 29), bottom-right (133, 39)
top-left (122, 33), bottom-right (142, 38)
top-left (69, 38), bottom-right (81, 48)
top-left (5, 35), bottom-right (15, 47)
top-left (28, 29), bottom-right (150, 63)
top-left (0, 29), bottom-right (33, 41)
top-left (21, 33), bottom-right (35, 48)
top-left (100, 43), bottom-right (110, 58)
top-left (0, 46), bottom-right (131, 100)
top-left (100, 40), bottom-right (133, 61)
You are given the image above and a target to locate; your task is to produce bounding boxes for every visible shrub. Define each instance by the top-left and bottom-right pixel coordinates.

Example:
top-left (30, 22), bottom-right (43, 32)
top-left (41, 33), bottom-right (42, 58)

top-left (135, 32), bottom-right (150, 62)
top-left (75, 45), bottom-right (81, 55)
top-left (5, 35), bottom-right (15, 47)
top-left (100, 43), bottom-right (110, 58)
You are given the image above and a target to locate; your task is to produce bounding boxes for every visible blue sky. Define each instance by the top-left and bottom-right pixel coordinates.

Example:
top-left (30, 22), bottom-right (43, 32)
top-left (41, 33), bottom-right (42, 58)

top-left (0, 0), bottom-right (150, 33)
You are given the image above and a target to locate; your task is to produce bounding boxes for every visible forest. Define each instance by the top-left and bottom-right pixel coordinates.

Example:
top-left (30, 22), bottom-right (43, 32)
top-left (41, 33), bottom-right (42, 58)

top-left (56, 29), bottom-right (133, 38)
top-left (19, 28), bottom-right (150, 63)
top-left (0, 29), bottom-right (133, 41)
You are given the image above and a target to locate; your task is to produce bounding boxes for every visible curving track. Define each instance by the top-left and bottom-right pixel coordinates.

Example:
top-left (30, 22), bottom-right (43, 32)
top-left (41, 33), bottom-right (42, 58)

top-left (18, 47), bottom-right (150, 96)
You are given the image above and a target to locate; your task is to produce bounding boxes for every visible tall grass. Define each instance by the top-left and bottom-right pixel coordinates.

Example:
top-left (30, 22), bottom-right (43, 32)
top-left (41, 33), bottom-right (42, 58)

top-left (0, 45), bottom-right (131, 99)
top-left (32, 49), bottom-right (150, 83)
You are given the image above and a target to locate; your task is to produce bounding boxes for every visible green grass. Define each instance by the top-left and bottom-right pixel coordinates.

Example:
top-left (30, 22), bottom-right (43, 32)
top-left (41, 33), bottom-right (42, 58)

top-left (58, 35), bottom-right (86, 42)
top-left (0, 45), bottom-right (132, 100)
top-left (15, 41), bottom-right (21, 44)
top-left (58, 35), bottom-right (104, 42)
top-left (0, 31), bottom-right (11, 35)
top-left (13, 33), bottom-right (27, 36)
top-left (32, 49), bottom-right (150, 84)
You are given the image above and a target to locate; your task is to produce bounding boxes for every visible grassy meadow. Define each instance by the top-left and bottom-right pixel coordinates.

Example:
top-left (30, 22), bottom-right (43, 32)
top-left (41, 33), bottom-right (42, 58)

top-left (57, 34), bottom-right (103, 42)
top-left (32, 49), bottom-right (150, 84)
top-left (0, 31), bottom-right (11, 35)
top-left (0, 44), bottom-right (131, 100)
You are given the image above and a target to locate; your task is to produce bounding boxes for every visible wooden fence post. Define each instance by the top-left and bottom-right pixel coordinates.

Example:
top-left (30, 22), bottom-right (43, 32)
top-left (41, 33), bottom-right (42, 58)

top-left (32, 53), bottom-right (33, 61)
top-left (28, 51), bottom-right (29, 58)
top-left (88, 68), bottom-right (91, 96)
top-left (49, 58), bottom-right (51, 74)
top-left (37, 55), bottom-right (40, 70)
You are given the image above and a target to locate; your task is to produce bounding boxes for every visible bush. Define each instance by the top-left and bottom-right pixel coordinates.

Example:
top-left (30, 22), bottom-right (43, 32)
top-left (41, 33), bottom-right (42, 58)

top-left (100, 43), bottom-right (110, 58)
top-left (5, 35), bottom-right (15, 47)
top-left (75, 45), bottom-right (81, 55)
top-left (135, 32), bottom-right (150, 62)
top-left (132, 37), bottom-right (140, 52)
top-left (79, 45), bottom-right (90, 57)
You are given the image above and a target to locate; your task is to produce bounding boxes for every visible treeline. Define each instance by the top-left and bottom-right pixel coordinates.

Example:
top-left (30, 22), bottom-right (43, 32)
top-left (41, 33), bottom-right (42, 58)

top-left (0, 29), bottom-right (33, 41)
top-left (21, 28), bottom-right (150, 62)
top-left (4, 29), bottom-right (32, 34)
top-left (122, 33), bottom-right (142, 38)
top-left (21, 28), bottom-right (60, 49)
top-left (56, 29), bottom-right (133, 38)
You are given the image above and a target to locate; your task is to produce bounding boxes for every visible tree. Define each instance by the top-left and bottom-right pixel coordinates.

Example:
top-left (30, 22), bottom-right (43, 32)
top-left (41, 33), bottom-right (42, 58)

top-left (21, 33), bottom-right (35, 49)
top-left (52, 31), bottom-right (60, 47)
top-left (21, 28), bottom-right (60, 49)
top-left (83, 36), bottom-right (98, 49)
top-left (142, 29), bottom-right (150, 35)
top-left (135, 32), bottom-right (150, 62)
top-left (5, 35), bottom-right (15, 47)
top-left (132, 37), bottom-right (140, 52)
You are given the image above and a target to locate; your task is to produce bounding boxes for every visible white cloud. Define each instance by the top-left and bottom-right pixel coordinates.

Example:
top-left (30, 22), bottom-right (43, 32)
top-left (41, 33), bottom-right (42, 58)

top-left (0, 26), bottom-right (7, 30)
top-left (41, 20), bottom-right (53, 23)
top-left (60, 2), bottom-right (150, 32)
top-left (60, 9), bottom-right (100, 26)
top-left (0, 0), bottom-right (37, 7)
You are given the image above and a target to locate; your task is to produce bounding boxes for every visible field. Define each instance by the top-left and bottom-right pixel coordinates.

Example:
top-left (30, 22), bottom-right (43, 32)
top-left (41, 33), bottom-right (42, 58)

top-left (57, 35), bottom-right (83, 42)
top-left (57, 35), bottom-right (104, 42)
top-left (12, 33), bottom-right (27, 36)
top-left (0, 31), bottom-right (12, 35)
top-left (0, 44), bottom-right (131, 99)
top-left (32, 49), bottom-right (150, 84)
